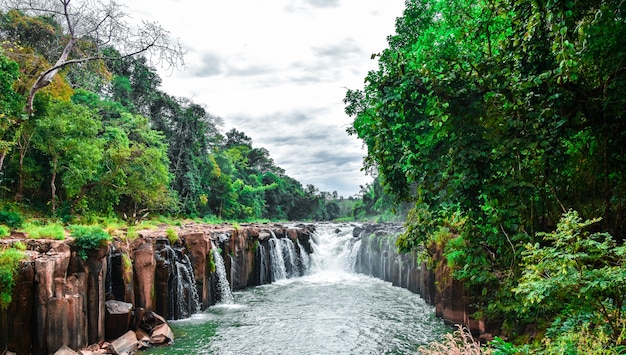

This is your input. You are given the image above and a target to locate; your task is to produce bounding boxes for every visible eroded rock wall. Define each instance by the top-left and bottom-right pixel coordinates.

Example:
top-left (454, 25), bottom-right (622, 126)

top-left (353, 224), bottom-right (490, 337)
top-left (0, 223), bottom-right (313, 355)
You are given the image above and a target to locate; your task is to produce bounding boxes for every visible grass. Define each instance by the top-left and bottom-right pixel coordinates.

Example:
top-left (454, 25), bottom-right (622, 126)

top-left (418, 325), bottom-right (486, 355)
top-left (166, 227), bottom-right (179, 245)
top-left (21, 221), bottom-right (66, 240)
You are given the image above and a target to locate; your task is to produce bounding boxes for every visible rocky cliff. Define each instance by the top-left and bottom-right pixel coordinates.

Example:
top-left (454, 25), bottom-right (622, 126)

top-left (352, 223), bottom-right (494, 339)
top-left (0, 222), bottom-right (313, 355)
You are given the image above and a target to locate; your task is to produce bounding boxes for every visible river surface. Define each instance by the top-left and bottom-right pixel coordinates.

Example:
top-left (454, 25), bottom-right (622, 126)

top-left (142, 224), bottom-right (449, 355)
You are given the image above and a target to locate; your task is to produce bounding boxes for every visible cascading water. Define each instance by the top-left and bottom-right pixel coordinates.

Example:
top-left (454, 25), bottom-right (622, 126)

top-left (160, 245), bottom-right (201, 320)
top-left (280, 238), bottom-right (299, 278)
top-left (268, 236), bottom-right (287, 281)
top-left (174, 252), bottom-right (201, 317)
top-left (257, 242), bottom-right (268, 285)
top-left (296, 239), bottom-right (311, 275)
top-left (143, 223), bottom-right (449, 355)
top-left (211, 242), bottom-right (234, 304)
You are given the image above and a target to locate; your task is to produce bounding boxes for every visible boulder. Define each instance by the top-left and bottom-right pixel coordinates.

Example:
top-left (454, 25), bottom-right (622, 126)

top-left (109, 330), bottom-right (139, 355)
top-left (149, 323), bottom-right (174, 345)
top-left (105, 300), bottom-right (133, 340)
top-left (53, 344), bottom-right (79, 355)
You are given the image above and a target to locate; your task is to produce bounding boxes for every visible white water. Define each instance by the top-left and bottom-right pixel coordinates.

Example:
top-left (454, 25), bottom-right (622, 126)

top-left (144, 223), bottom-right (448, 354)
top-left (211, 242), bottom-right (235, 304)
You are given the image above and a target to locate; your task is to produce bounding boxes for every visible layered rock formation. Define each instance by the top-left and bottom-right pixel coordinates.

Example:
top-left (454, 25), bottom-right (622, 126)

top-left (0, 222), bottom-right (313, 355)
top-left (352, 223), bottom-right (494, 338)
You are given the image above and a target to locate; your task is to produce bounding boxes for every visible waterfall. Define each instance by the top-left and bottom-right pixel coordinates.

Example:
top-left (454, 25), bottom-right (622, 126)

top-left (281, 238), bottom-right (299, 278)
top-left (258, 242), bottom-right (268, 285)
top-left (106, 246), bottom-right (113, 295)
top-left (211, 242), bottom-right (234, 304)
top-left (297, 240), bottom-right (311, 275)
top-left (174, 253), bottom-right (201, 317)
top-left (307, 223), bottom-right (360, 273)
top-left (268, 237), bottom-right (287, 281)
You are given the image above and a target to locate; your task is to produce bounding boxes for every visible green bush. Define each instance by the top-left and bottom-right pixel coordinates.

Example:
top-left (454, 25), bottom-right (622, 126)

top-left (0, 209), bottom-right (24, 229)
top-left (515, 210), bottom-right (626, 350)
top-left (70, 225), bottom-right (112, 260)
top-left (0, 225), bottom-right (10, 238)
top-left (0, 247), bottom-right (26, 310)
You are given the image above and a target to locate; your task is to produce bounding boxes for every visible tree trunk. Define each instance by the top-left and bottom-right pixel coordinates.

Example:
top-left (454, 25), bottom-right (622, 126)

top-left (0, 150), bottom-right (6, 175)
top-left (27, 37), bottom-right (77, 113)
top-left (51, 157), bottom-right (58, 213)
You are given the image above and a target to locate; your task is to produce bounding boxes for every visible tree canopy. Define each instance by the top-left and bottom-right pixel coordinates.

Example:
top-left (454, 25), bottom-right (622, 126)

top-left (345, 0), bottom-right (626, 350)
top-left (0, 7), bottom-right (345, 222)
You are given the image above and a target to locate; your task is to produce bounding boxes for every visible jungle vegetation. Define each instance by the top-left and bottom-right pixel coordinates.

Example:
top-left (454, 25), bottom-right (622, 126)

top-left (0, 6), bottom-right (351, 224)
top-left (345, 0), bottom-right (626, 352)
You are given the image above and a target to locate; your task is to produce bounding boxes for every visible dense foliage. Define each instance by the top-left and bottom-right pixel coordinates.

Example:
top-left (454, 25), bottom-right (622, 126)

top-left (0, 8), bottom-right (346, 222)
top-left (70, 225), bottom-right (112, 260)
top-left (345, 0), bottom-right (626, 351)
top-left (0, 246), bottom-right (25, 309)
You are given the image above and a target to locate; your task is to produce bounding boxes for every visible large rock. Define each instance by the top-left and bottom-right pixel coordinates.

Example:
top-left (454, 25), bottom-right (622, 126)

top-left (131, 241), bottom-right (155, 312)
top-left (109, 330), bottom-right (139, 355)
top-left (105, 300), bottom-right (133, 340)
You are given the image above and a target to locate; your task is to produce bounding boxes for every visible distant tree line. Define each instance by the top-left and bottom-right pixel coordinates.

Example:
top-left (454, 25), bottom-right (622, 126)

top-left (0, 7), bottom-right (345, 222)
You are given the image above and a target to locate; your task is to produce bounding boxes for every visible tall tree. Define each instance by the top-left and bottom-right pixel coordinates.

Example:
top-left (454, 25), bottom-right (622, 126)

top-left (0, 0), bottom-right (184, 113)
top-left (31, 99), bottom-right (102, 213)
top-left (0, 50), bottom-right (23, 172)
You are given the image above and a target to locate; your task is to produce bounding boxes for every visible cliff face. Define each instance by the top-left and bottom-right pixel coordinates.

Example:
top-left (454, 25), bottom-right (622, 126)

top-left (352, 224), bottom-right (493, 338)
top-left (1, 222), bottom-right (490, 354)
top-left (0, 223), bottom-right (313, 355)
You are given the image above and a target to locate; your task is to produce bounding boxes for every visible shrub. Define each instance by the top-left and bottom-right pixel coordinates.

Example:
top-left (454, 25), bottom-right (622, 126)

top-left (515, 210), bottom-right (626, 349)
top-left (0, 247), bottom-right (26, 310)
top-left (70, 225), bottom-right (112, 260)
top-left (418, 325), bottom-right (485, 355)
top-left (0, 225), bottom-right (10, 238)
top-left (0, 209), bottom-right (24, 229)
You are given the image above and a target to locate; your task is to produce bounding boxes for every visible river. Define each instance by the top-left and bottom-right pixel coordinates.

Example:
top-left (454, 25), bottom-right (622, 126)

top-left (142, 223), bottom-right (449, 355)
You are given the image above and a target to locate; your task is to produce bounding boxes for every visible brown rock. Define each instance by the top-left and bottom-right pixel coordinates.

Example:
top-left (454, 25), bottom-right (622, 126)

top-left (149, 323), bottom-right (174, 345)
top-left (53, 344), bottom-right (79, 355)
top-left (105, 300), bottom-right (133, 340)
top-left (132, 241), bottom-right (155, 311)
top-left (109, 330), bottom-right (139, 355)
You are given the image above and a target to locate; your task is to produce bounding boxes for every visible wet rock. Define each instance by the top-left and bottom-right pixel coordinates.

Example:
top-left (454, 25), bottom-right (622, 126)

top-left (135, 329), bottom-right (150, 349)
top-left (149, 323), bottom-right (174, 345)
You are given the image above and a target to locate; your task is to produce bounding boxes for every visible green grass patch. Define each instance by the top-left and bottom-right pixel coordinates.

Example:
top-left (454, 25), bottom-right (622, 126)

top-left (22, 222), bottom-right (66, 240)
top-left (166, 227), bottom-right (179, 245)
top-left (0, 225), bottom-right (10, 238)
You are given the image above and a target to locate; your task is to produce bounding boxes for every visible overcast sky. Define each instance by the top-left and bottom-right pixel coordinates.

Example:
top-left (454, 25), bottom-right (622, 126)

top-left (124, 0), bottom-right (406, 198)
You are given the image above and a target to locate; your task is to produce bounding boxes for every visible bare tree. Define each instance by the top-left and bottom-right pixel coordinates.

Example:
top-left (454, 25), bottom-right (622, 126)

top-left (0, 0), bottom-right (185, 113)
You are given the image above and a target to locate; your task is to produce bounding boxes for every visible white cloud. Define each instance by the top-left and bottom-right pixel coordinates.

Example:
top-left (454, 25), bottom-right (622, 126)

top-left (123, 0), bottom-right (405, 197)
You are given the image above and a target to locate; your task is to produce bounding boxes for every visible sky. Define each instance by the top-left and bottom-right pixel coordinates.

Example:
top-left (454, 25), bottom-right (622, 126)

top-left (124, 0), bottom-right (406, 198)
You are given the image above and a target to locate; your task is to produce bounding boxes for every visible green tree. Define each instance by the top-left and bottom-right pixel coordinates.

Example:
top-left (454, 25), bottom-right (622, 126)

top-left (345, 0), bottom-right (626, 335)
top-left (0, 50), bottom-right (23, 172)
top-left (515, 211), bottom-right (626, 348)
top-left (0, 0), bottom-right (184, 113)
top-left (31, 99), bottom-right (102, 213)
top-left (71, 89), bottom-right (174, 216)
